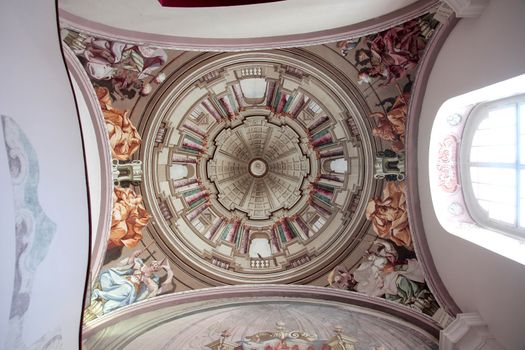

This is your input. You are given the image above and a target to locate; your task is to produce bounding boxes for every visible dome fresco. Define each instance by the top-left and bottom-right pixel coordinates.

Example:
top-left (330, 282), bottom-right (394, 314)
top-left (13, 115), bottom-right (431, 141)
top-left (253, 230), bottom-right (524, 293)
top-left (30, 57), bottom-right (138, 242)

top-left (60, 5), bottom-right (453, 342)
top-left (137, 52), bottom-right (374, 284)
top-left (208, 116), bottom-right (308, 220)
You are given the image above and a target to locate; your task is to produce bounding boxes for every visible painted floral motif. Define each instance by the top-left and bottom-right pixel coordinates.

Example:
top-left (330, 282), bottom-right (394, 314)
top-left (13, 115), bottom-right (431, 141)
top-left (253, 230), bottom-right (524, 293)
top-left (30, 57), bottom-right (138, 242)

top-left (366, 181), bottom-right (411, 249)
top-left (109, 186), bottom-right (151, 249)
top-left (96, 86), bottom-right (142, 160)
top-left (436, 135), bottom-right (459, 193)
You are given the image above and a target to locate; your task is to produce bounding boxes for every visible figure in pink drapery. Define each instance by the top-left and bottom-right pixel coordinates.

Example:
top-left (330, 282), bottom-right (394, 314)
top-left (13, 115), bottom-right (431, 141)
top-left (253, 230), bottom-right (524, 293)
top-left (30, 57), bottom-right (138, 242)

top-left (357, 20), bottom-right (425, 86)
top-left (109, 186), bottom-right (151, 249)
top-left (365, 181), bottom-right (412, 249)
top-left (96, 87), bottom-right (142, 160)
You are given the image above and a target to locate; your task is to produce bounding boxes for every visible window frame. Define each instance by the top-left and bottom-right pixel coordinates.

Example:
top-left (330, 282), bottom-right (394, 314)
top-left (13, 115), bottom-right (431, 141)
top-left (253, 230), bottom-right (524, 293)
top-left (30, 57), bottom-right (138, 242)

top-left (460, 94), bottom-right (525, 238)
top-left (429, 73), bottom-right (525, 266)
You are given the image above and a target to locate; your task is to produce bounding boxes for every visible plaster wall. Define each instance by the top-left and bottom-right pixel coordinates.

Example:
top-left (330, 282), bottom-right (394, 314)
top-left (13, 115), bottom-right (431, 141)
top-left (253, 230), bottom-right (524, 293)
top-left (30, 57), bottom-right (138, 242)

top-left (59, 0), bottom-right (417, 39)
top-left (0, 0), bottom-right (89, 349)
top-left (418, 0), bottom-right (525, 348)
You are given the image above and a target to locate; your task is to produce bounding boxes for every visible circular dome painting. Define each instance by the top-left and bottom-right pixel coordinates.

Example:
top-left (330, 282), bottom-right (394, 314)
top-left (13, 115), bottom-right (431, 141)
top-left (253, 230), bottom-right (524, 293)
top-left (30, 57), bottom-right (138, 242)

top-left (139, 52), bottom-right (376, 284)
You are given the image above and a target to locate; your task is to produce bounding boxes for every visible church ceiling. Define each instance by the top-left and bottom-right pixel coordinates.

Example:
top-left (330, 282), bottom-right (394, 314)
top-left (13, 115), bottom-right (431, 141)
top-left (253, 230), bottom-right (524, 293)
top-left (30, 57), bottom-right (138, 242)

top-left (60, 4), bottom-right (454, 338)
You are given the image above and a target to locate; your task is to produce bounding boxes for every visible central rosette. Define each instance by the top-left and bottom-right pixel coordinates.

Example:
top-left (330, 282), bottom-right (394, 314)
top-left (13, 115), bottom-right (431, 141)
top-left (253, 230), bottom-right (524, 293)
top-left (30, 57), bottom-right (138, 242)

top-left (248, 159), bottom-right (268, 177)
top-left (207, 116), bottom-right (310, 220)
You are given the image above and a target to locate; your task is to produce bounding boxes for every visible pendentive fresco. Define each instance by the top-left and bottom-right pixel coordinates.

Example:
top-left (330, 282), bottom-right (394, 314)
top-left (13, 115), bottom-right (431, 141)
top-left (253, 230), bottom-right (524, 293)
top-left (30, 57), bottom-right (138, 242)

top-left (61, 9), bottom-right (444, 324)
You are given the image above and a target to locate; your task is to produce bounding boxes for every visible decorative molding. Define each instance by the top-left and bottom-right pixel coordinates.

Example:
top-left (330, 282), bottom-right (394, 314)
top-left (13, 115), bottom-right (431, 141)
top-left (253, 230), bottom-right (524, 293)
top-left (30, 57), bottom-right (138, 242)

top-left (82, 284), bottom-right (441, 338)
top-left (443, 0), bottom-right (489, 17)
top-left (58, 0), bottom-right (439, 51)
top-left (440, 313), bottom-right (504, 350)
top-left (405, 15), bottom-right (462, 316)
top-left (64, 46), bottom-right (113, 282)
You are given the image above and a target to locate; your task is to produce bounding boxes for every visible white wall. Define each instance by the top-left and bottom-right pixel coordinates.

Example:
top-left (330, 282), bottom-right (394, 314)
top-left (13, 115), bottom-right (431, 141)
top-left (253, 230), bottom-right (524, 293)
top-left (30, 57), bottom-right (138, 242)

top-left (0, 0), bottom-right (89, 349)
top-left (71, 78), bottom-right (100, 255)
top-left (59, 0), bottom-right (417, 39)
top-left (418, 0), bottom-right (525, 349)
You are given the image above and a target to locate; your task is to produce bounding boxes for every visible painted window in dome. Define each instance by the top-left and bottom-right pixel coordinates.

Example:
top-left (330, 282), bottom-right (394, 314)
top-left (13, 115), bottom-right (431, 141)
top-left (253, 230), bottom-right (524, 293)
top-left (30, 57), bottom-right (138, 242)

top-left (330, 158), bottom-right (348, 174)
top-left (249, 237), bottom-right (272, 258)
top-left (312, 216), bottom-right (326, 233)
top-left (240, 78), bottom-right (266, 99)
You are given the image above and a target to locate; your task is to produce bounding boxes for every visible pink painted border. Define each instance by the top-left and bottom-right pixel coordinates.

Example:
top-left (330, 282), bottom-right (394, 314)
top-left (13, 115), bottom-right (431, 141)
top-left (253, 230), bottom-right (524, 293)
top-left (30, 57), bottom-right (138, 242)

top-left (64, 46), bottom-right (113, 282)
top-left (82, 284), bottom-right (441, 338)
top-left (59, 0), bottom-right (438, 51)
top-left (405, 17), bottom-right (462, 316)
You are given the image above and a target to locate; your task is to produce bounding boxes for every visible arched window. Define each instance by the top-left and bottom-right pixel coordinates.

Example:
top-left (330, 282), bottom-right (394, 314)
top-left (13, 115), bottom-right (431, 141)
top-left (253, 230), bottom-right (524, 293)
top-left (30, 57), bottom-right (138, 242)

top-left (429, 74), bottom-right (525, 266)
top-left (462, 95), bottom-right (525, 235)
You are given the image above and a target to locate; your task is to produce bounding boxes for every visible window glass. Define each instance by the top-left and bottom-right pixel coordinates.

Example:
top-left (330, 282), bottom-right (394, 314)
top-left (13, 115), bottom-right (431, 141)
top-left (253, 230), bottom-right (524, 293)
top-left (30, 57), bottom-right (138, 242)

top-left (430, 74), bottom-right (525, 265)
top-left (466, 96), bottom-right (525, 231)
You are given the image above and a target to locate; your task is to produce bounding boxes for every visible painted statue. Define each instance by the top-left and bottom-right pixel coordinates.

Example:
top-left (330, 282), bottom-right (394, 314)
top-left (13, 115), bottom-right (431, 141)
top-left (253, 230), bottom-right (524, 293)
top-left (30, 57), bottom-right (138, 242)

top-left (368, 92), bottom-right (408, 153)
top-left (109, 186), bottom-right (151, 249)
top-left (96, 86), bottom-right (142, 160)
top-left (366, 181), bottom-right (412, 248)
top-left (85, 249), bottom-right (174, 320)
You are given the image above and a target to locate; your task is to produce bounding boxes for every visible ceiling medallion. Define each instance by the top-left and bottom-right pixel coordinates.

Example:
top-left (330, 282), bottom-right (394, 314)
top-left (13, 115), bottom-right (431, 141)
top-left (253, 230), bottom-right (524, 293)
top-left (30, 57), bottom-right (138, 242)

top-left (248, 158), bottom-right (268, 178)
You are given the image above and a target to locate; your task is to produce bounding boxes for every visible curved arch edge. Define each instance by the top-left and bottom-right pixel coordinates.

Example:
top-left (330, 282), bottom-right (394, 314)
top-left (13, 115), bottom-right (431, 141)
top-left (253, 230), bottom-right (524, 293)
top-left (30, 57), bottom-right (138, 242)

top-left (82, 284), bottom-right (442, 339)
top-left (405, 15), bottom-right (462, 316)
top-left (58, 0), bottom-right (438, 51)
top-left (64, 45), bottom-right (114, 281)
